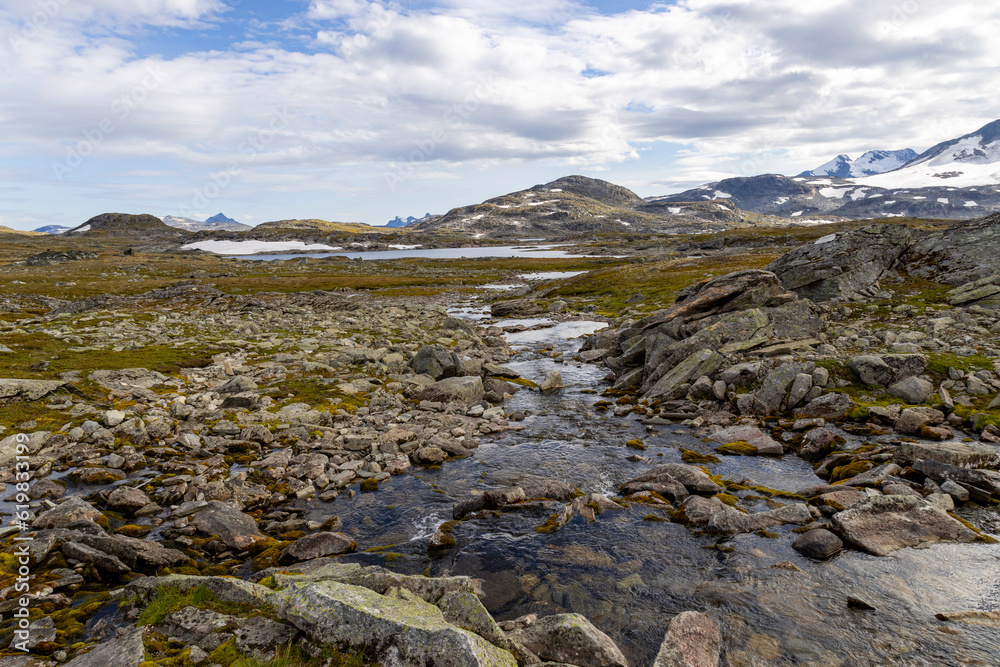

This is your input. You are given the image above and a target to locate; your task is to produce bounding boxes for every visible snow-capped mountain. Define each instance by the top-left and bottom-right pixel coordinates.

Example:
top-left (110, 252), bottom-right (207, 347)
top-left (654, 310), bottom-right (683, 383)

top-left (800, 149), bottom-right (917, 178)
top-left (857, 119), bottom-right (1000, 189)
top-left (386, 213), bottom-right (434, 228)
top-left (658, 119), bottom-right (1000, 221)
top-left (33, 225), bottom-right (71, 235)
top-left (161, 215), bottom-right (250, 232)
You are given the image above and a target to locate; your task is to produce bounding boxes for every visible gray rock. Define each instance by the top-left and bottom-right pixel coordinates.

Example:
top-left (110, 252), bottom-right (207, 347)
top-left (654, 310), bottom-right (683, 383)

top-left (508, 613), bottom-right (628, 667)
top-left (753, 362), bottom-right (811, 415)
top-left (940, 480), bottom-right (970, 502)
top-left (539, 371), bottom-right (564, 393)
top-left (190, 501), bottom-right (266, 549)
top-left (767, 223), bottom-right (913, 301)
top-left (276, 580), bottom-right (517, 666)
top-left (906, 212), bottom-right (1000, 286)
top-left (646, 349), bottom-right (725, 400)
top-left (787, 373), bottom-right (814, 409)
top-left (798, 427), bottom-right (843, 462)
top-left (831, 495), bottom-right (978, 556)
top-left (849, 354), bottom-right (927, 386)
top-left (235, 616), bottom-right (296, 661)
top-left (411, 345), bottom-right (459, 380)
top-left (887, 376), bottom-right (935, 404)
top-left (621, 463), bottom-right (722, 499)
top-left (706, 502), bottom-right (812, 535)
top-left (892, 440), bottom-right (1000, 469)
top-left (218, 375), bottom-right (258, 394)
top-left (652, 611), bottom-right (720, 667)
top-left (707, 424), bottom-right (783, 455)
top-left (103, 409), bottom-right (126, 427)
top-left (158, 607), bottom-right (236, 642)
top-left (90, 368), bottom-right (168, 390)
top-left (32, 496), bottom-right (102, 530)
top-left (418, 377), bottom-right (485, 404)
top-left (895, 407), bottom-right (946, 435)
top-left (64, 628), bottom-right (145, 667)
top-left (106, 486), bottom-right (152, 515)
top-left (0, 378), bottom-right (68, 404)
top-left (279, 532), bottom-right (357, 565)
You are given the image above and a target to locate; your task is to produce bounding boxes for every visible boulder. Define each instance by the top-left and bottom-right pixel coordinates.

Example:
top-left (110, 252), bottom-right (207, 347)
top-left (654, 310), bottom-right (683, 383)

top-left (410, 345), bottom-right (459, 380)
top-left (507, 613), bottom-right (628, 667)
top-left (705, 503), bottom-right (812, 535)
top-left (798, 427), bottom-right (843, 462)
top-left (90, 368), bottom-right (168, 390)
top-left (895, 407), bottom-right (946, 435)
top-left (831, 495), bottom-right (977, 556)
top-left (106, 486), bottom-right (152, 515)
top-left (892, 441), bottom-right (1000, 469)
top-left (279, 532), bottom-right (357, 564)
top-left (32, 496), bottom-right (103, 530)
top-left (752, 362), bottom-right (812, 415)
top-left (905, 212), bottom-right (1000, 286)
top-left (0, 378), bottom-right (69, 404)
top-left (791, 528), bottom-right (843, 559)
top-left (792, 392), bottom-right (854, 420)
top-left (707, 424), bottom-right (783, 455)
top-left (848, 354), bottom-right (927, 387)
top-left (887, 376), bottom-right (935, 404)
top-left (653, 611), bottom-right (720, 667)
top-left (646, 349), bottom-right (724, 399)
top-left (418, 377), bottom-right (485, 404)
top-left (539, 371), bottom-right (564, 393)
top-left (621, 464), bottom-right (722, 499)
top-left (276, 580), bottom-right (517, 667)
top-left (767, 224), bottom-right (913, 301)
top-left (190, 501), bottom-right (267, 549)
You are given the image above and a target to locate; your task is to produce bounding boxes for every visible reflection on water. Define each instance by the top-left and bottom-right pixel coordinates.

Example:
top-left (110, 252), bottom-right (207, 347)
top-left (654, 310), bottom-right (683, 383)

top-left (306, 318), bottom-right (1000, 666)
top-left (234, 245), bottom-right (616, 262)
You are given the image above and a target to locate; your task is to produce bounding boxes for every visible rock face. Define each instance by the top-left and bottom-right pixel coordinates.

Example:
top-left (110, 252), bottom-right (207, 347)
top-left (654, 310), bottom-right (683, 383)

top-left (766, 224), bottom-right (913, 301)
top-left (507, 613), bottom-right (629, 667)
top-left (64, 628), bottom-right (146, 666)
top-left (831, 495), bottom-right (978, 556)
top-left (906, 212), bottom-right (1000, 286)
top-left (653, 611), bottom-right (720, 667)
top-left (276, 580), bottom-right (517, 667)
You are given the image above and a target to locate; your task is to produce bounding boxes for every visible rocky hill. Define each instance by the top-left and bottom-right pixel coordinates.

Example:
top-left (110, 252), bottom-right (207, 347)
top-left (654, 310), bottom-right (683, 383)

top-left (162, 214), bottom-right (250, 233)
top-left (412, 175), bottom-right (787, 239)
top-left (0, 225), bottom-right (46, 236)
top-left (64, 212), bottom-right (191, 239)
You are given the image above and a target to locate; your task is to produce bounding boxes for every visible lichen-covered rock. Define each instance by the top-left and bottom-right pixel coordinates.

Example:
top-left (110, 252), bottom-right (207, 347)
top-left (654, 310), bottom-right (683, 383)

top-left (32, 496), bottom-right (102, 530)
top-left (653, 611), bottom-right (720, 667)
top-left (905, 212), bottom-right (1000, 286)
top-left (848, 354), bottom-right (927, 387)
top-left (64, 627), bottom-right (146, 666)
top-left (418, 376), bottom-right (485, 404)
top-left (831, 495), bottom-right (977, 556)
top-left (279, 532), bottom-right (357, 564)
top-left (707, 424), bottom-right (783, 455)
top-left (189, 501), bottom-right (267, 549)
top-left (507, 613), bottom-right (628, 667)
top-left (620, 464), bottom-right (722, 500)
top-left (792, 392), bottom-right (854, 420)
top-left (767, 224), bottom-right (913, 301)
top-left (411, 344), bottom-right (459, 380)
top-left (276, 580), bottom-right (517, 667)
top-left (892, 440), bottom-right (1000, 469)
top-left (645, 349), bottom-right (725, 399)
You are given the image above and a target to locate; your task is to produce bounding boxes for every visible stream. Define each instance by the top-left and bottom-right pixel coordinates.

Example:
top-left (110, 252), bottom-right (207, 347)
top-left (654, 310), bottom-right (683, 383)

top-left (303, 304), bottom-right (1000, 666)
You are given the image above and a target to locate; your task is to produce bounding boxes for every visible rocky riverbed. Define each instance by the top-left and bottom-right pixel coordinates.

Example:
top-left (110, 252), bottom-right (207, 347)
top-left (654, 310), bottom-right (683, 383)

top-left (1, 215), bottom-right (1000, 666)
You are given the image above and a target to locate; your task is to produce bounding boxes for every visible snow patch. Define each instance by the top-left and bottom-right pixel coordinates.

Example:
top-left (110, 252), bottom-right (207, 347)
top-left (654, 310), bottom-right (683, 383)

top-left (937, 198), bottom-right (949, 204)
top-left (388, 244), bottom-right (420, 250)
top-left (964, 201), bottom-right (979, 207)
top-left (668, 207), bottom-right (682, 215)
top-left (75, 224), bottom-right (91, 233)
top-left (819, 187), bottom-right (851, 199)
top-left (791, 211), bottom-right (804, 217)
top-left (712, 191), bottom-right (732, 199)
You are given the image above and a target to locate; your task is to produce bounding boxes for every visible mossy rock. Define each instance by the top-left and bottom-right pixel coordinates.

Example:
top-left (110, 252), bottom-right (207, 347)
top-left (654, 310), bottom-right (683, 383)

top-left (713, 493), bottom-right (741, 507)
top-left (625, 439), bottom-right (646, 450)
top-left (114, 524), bottom-right (152, 538)
top-left (716, 440), bottom-right (759, 456)
top-left (359, 478), bottom-right (379, 492)
top-left (642, 514), bottom-right (667, 522)
top-left (681, 449), bottom-right (721, 464)
top-left (830, 460), bottom-right (873, 482)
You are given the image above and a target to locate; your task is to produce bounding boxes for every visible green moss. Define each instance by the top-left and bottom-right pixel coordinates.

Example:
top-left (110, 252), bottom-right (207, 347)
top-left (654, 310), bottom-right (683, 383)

top-left (625, 439), bottom-right (646, 450)
top-left (713, 493), bottom-right (741, 507)
top-left (715, 440), bottom-right (759, 456)
top-left (359, 478), bottom-right (379, 492)
top-left (830, 460), bottom-right (873, 482)
top-left (681, 449), bottom-right (721, 464)
top-left (642, 514), bottom-right (667, 522)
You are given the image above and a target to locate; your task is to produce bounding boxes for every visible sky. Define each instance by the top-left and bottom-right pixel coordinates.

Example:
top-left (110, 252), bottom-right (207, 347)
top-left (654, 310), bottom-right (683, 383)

top-left (0, 0), bottom-right (997, 230)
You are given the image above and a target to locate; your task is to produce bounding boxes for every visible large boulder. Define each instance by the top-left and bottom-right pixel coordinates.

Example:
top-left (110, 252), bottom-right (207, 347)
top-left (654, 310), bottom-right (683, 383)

top-left (276, 580), bottom-right (517, 667)
top-left (831, 495), bottom-right (977, 556)
top-left (189, 501), bottom-right (267, 549)
top-left (887, 376), bottom-right (935, 404)
top-left (411, 345), bottom-right (460, 380)
top-left (507, 613), bottom-right (628, 667)
top-left (621, 464), bottom-right (723, 500)
top-left (905, 212), bottom-right (1000, 286)
top-left (767, 224), bottom-right (913, 301)
top-left (279, 532), bottom-right (357, 565)
top-left (417, 377), bottom-right (485, 404)
top-left (707, 424), bottom-right (783, 455)
top-left (645, 349), bottom-right (724, 399)
top-left (848, 354), bottom-right (927, 386)
top-left (653, 611), bottom-right (720, 667)
top-left (0, 378), bottom-right (68, 404)
top-left (892, 441), bottom-right (1000, 469)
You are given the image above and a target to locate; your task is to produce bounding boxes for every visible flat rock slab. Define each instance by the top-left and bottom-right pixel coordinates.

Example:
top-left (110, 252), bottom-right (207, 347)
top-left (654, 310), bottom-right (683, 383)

top-left (508, 613), bottom-right (628, 667)
top-left (190, 501), bottom-right (267, 549)
top-left (0, 379), bottom-right (67, 403)
top-left (893, 441), bottom-right (1000, 470)
top-left (276, 580), bottom-right (516, 667)
top-left (64, 628), bottom-right (145, 667)
top-left (831, 495), bottom-right (977, 557)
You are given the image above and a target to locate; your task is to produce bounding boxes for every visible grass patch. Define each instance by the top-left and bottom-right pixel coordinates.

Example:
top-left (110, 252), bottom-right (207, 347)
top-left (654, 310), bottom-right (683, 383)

top-left (136, 584), bottom-right (266, 627)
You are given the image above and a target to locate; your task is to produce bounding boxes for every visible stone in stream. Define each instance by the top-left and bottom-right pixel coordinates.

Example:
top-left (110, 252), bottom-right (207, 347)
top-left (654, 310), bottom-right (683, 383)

top-left (32, 496), bottom-right (103, 530)
top-left (189, 501), bottom-right (267, 549)
top-left (831, 495), bottom-right (978, 556)
top-left (707, 424), bottom-right (783, 456)
top-left (279, 532), bottom-right (357, 565)
top-left (505, 613), bottom-right (628, 667)
top-left (417, 376), bottom-right (485, 404)
top-left (653, 611), bottom-right (720, 667)
top-left (620, 463), bottom-right (722, 500)
top-left (106, 486), bottom-right (152, 515)
top-left (791, 528), bottom-right (843, 559)
top-left (539, 370), bottom-right (564, 393)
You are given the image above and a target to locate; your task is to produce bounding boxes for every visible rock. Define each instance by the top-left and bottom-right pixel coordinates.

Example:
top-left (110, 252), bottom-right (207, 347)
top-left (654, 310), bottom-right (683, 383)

top-left (62, 540), bottom-right (131, 574)
top-left (0, 378), bottom-right (69, 404)
top-left (705, 502), bottom-right (812, 535)
top-left (103, 409), bottom-right (126, 427)
top-left (491, 299), bottom-right (542, 318)
top-left (792, 392), bottom-right (854, 420)
top-left (279, 532), bottom-right (357, 564)
top-left (276, 580), bottom-right (517, 666)
top-left (881, 483), bottom-right (921, 497)
top-left (925, 493), bottom-right (955, 511)
top-left (32, 496), bottom-right (103, 530)
top-left (813, 487), bottom-right (867, 510)
top-left (831, 495), bottom-right (977, 556)
top-left (508, 613), bottom-right (628, 667)
top-left (235, 616), bottom-right (296, 661)
top-left (894, 407), bottom-right (946, 435)
top-left (416, 446), bottom-right (447, 464)
top-left (106, 486), bottom-right (152, 515)
top-left (887, 377), bottom-right (935, 404)
top-left (940, 479), bottom-right (970, 502)
top-left (411, 345), bottom-right (459, 380)
top-left (798, 427), bottom-right (843, 462)
top-left (437, 591), bottom-right (513, 652)
top-left (906, 212), bottom-right (1000, 286)
top-left (892, 440), bottom-right (1000, 469)
top-left (64, 628), bottom-right (145, 667)
top-left (90, 368), bottom-right (168, 390)
top-left (787, 373), bottom-right (814, 409)
top-left (843, 463), bottom-right (902, 488)
top-left (855, 354), bottom-right (928, 387)
top-left (621, 464), bottom-right (722, 500)
top-left (539, 371), bottom-right (564, 393)
top-left (218, 375), bottom-right (258, 394)
top-left (418, 377), bottom-right (485, 404)
top-left (707, 424), bottom-right (783, 455)
top-left (190, 501), bottom-right (267, 549)
top-left (767, 223), bottom-right (913, 301)
top-left (653, 611), bottom-right (720, 667)
top-left (647, 350), bottom-right (725, 400)
top-left (752, 362), bottom-right (811, 415)
top-left (911, 459), bottom-right (1000, 499)
top-left (158, 607), bottom-right (236, 642)
top-left (934, 611), bottom-right (1000, 628)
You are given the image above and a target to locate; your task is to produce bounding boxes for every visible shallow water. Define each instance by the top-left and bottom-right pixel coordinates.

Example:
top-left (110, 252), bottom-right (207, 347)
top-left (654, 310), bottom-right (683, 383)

top-left (305, 320), bottom-right (1000, 666)
top-left (232, 244), bottom-right (614, 262)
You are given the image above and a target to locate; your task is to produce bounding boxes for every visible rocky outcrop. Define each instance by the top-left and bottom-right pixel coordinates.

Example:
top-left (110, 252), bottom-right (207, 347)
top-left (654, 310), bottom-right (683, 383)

top-left (766, 224), bottom-right (913, 301)
top-left (906, 212), bottom-right (1000, 286)
top-left (506, 613), bottom-right (629, 667)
